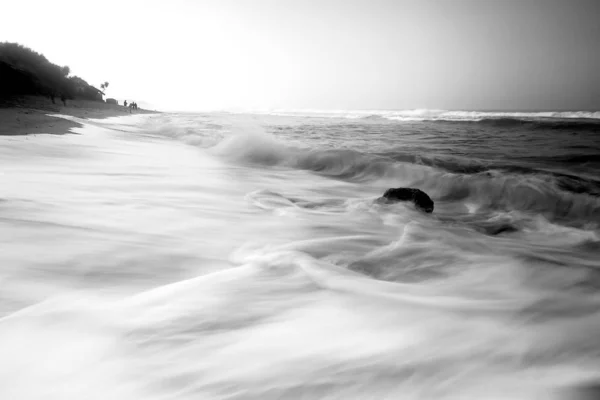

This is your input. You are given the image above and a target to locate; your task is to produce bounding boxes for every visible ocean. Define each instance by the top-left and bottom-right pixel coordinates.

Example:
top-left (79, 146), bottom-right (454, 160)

top-left (1, 109), bottom-right (599, 399)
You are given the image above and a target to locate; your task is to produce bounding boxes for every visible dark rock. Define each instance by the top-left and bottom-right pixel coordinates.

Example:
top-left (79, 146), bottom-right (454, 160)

top-left (379, 188), bottom-right (434, 213)
top-left (478, 223), bottom-right (518, 236)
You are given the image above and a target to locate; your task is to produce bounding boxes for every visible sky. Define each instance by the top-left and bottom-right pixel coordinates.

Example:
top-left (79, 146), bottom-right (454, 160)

top-left (2, 0), bottom-right (599, 111)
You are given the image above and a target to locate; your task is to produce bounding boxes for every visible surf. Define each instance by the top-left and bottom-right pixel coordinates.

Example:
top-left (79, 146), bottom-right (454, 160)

top-left (1, 111), bottom-right (599, 399)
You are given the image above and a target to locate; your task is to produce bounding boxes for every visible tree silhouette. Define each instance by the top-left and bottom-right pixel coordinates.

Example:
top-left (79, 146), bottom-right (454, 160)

top-left (100, 81), bottom-right (109, 92)
top-left (0, 42), bottom-right (109, 100)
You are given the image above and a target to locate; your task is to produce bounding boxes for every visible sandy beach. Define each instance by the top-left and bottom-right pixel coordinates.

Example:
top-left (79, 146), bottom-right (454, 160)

top-left (0, 96), bottom-right (157, 136)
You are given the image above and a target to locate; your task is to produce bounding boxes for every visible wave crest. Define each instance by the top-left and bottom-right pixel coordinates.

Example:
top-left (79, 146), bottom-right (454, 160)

top-left (248, 108), bottom-right (600, 125)
top-left (211, 130), bottom-right (600, 226)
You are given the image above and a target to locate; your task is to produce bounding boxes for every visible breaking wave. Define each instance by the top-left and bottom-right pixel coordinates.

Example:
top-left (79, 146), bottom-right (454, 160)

top-left (211, 129), bottom-right (600, 227)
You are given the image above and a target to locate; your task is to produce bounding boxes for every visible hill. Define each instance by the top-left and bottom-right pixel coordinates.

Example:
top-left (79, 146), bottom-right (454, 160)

top-left (0, 42), bottom-right (103, 101)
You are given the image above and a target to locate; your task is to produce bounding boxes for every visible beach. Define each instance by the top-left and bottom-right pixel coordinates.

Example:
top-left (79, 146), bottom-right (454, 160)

top-left (1, 110), bottom-right (599, 399)
top-left (0, 96), bottom-right (156, 136)
top-left (3, 0), bottom-right (599, 397)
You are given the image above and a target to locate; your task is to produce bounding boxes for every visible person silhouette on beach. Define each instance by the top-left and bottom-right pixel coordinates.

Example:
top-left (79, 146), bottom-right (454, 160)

top-left (124, 100), bottom-right (128, 107)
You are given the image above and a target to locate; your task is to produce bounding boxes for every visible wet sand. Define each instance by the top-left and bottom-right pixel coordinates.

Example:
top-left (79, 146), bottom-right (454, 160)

top-left (0, 96), bottom-right (157, 136)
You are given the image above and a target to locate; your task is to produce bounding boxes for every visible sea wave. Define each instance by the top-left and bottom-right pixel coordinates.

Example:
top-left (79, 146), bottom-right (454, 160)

top-left (211, 131), bottom-right (600, 226)
top-left (247, 108), bottom-right (600, 124)
top-left (3, 111), bottom-right (600, 398)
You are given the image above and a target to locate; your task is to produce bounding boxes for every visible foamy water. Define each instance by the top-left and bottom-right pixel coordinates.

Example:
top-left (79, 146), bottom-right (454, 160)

top-left (1, 112), bottom-right (599, 399)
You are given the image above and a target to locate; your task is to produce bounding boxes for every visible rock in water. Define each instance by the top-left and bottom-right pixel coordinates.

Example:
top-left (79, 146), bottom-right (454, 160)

top-left (380, 188), bottom-right (434, 213)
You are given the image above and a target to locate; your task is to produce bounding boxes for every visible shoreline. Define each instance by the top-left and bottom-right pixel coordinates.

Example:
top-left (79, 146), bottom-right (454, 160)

top-left (0, 96), bottom-right (158, 136)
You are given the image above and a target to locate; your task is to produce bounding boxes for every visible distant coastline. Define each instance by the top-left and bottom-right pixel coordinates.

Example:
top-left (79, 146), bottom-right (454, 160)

top-left (0, 95), bottom-right (157, 136)
top-left (0, 42), bottom-right (158, 136)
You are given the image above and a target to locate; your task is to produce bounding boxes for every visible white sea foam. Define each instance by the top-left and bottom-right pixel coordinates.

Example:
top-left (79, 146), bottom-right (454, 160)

top-left (1, 112), bottom-right (599, 399)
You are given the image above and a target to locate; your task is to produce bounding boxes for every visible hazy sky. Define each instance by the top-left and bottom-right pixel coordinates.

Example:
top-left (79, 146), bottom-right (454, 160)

top-left (2, 0), bottom-right (599, 111)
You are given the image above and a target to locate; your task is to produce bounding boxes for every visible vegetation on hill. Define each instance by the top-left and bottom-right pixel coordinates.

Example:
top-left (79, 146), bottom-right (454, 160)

top-left (0, 42), bottom-right (104, 101)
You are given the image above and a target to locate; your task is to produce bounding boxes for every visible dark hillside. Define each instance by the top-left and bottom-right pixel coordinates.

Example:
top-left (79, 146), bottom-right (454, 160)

top-left (0, 42), bottom-right (102, 101)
